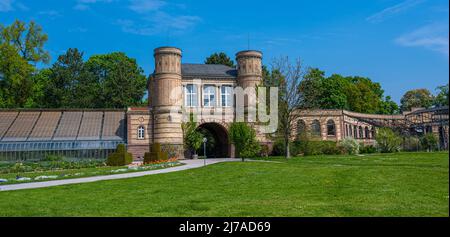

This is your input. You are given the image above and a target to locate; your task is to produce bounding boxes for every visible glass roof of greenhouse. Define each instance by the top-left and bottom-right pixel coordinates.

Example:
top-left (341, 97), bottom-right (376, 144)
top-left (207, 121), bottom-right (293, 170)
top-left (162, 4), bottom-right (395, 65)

top-left (0, 109), bottom-right (127, 151)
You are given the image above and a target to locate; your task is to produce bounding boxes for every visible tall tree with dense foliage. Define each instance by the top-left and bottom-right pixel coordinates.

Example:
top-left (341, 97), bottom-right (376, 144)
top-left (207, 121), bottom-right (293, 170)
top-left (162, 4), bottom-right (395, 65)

top-left (43, 48), bottom-right (92, 108)
top-left (0, 20), bottom-right (50, 64)
top-left (0, 43), bottom-right (34, 108)
top-left (433, 84), bottom-right (448, 107)
top-left (205, 52), bottom-right (235, 67)
top-left (400, 88), bottom-right (433, 112)
top-left (85, 52), bottom-right (147, 108)
top-left (298, 68), bottom-right (325, 109)
top-left (298, 68), bottom-right (398, 114)
top-left (379, 96), bottom-right (399, 114)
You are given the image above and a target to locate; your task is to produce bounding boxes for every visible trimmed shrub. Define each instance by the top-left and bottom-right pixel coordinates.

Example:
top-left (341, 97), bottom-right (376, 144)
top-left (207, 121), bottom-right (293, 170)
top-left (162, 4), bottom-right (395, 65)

top-left (376, 128), bottom-right (401, 153)
top-left (144, 143), bottom-right (169, 164)
top-left (420, 133), bottom-right (438, 151)
top-left (106, 144), bottom-right (133, 166)
top-left (339, 138), bottom-right (360, 155)
top-left (360, 144), bottom-right (377, 154)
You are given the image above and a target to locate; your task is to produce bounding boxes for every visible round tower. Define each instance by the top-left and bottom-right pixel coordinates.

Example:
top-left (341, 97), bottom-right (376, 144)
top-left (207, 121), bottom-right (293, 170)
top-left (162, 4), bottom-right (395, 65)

top-left (236, 50), bottom-right (263, 88)
top-left (152, 47), bottom-right (183, 154)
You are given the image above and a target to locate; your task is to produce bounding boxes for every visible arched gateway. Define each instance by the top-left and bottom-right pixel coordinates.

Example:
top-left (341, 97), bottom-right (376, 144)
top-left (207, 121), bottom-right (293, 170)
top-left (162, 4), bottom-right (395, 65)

top-left (196, 122), bottom-right (231, 158)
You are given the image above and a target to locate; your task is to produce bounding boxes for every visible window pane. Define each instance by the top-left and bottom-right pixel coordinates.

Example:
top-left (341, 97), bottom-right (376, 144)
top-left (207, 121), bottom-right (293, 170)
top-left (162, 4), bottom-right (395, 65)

top-left (203, 85), bottom-right (216, 107)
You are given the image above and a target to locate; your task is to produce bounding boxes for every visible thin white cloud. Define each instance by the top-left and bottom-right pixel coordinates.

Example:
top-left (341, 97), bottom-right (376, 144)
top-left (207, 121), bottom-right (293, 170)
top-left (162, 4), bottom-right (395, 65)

top-left (0, 0), bottom-right (27, 12)
top-left (366, 0), bottom-right (425, 23)
top-left (129, 0), bottom-right (166, 13)
top-left (38, 10), bottom-right (62, 18)
top-left (117, 12), bottom-right (201, 36)
top-left (117, 1), bottom-right (201, 36)
top-left (73, 0), bottom-right (114, 11)
top-left (395, 23), bottom-right (449, 56)
top-left (0, 0), bottom-right (13, 12)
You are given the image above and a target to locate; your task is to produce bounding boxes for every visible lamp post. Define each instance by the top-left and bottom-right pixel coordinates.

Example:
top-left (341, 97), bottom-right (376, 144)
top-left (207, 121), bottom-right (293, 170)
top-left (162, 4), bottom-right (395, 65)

top-left (203, 137), bottom-right (207, 166)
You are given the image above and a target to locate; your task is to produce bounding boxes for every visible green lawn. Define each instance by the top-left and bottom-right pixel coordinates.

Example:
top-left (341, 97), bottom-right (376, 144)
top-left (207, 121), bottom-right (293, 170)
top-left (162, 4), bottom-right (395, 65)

top-left (0, 152), bottom-right (448, 217)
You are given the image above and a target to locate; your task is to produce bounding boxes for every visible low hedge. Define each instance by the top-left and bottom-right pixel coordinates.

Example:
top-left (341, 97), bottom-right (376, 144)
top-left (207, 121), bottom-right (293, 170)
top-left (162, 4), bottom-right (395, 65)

top-left (293, 140), bottom-right (343, 156)
top-left (272, 139), bottom-right (343, 156)
top-left (106, 144), bottom-right (133, 166)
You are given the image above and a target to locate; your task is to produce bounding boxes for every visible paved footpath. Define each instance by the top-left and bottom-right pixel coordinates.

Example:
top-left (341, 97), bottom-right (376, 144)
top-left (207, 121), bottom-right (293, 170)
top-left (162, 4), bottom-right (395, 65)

top-left (0, 158), bottom-right (240, 192)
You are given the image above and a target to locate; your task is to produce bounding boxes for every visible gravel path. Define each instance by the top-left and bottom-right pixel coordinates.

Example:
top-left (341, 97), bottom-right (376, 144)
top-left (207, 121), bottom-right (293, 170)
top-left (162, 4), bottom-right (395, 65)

top-left (0, 158), bottom-right (240, 192)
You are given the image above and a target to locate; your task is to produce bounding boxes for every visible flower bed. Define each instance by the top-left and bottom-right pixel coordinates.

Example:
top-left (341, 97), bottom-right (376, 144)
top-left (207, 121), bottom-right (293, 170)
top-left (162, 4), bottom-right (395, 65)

top-left (0, 159), bottom-right (183, 185)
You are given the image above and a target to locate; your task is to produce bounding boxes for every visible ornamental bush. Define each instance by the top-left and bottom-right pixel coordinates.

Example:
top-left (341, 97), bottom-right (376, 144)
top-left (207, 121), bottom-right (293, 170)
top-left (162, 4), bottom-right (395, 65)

top-left (144, 143), bottom-right (169, 164)
top-left (339, 138), bottom-right (360, 155)
top-left (375, 128), bottom-right (402, 153)
top-left (420, 133), bottom-right (438, 151)
top-left (106, 144), bottom-right (133, 166)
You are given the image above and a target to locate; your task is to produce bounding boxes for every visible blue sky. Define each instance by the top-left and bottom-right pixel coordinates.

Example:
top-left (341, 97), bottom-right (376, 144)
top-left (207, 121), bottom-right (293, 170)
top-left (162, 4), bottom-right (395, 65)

top-left (1, 0), bottom-right (448, 103)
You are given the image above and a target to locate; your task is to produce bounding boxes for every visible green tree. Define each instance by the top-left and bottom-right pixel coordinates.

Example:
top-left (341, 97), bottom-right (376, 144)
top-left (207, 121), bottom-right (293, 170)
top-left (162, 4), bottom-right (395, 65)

top-left (379, 96), bottom-right (399, 114)
top-left (400, 88), bottom-right (433, 112)
top-left (182, 114), bottom-right (203, 157)
top-left (229, 122), bottom-right (260, 161)
top-left (44, 48), bottom-right (91, 108)
top-left (205, 52), bottom-right (235, 67)
top-left (319, 74), bottom-right (350, 110)
top-left (346, 76), bottom-right (384, 113)
top-left (0, 20), bottom-right (50, 64)
top-left (29, 68), bottom-right (52, 108)
top-left (0, 43), bottom-right (34, 108)
top-left (86, 52), bottom-right (147, 108)
top-left (433, 84), bottom-right (448, 107)
top-left (298, 68), bottom-right (325, 109)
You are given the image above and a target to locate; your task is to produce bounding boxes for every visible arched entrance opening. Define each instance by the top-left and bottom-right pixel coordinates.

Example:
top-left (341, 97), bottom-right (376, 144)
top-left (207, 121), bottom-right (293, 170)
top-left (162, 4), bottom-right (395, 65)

top-left (196, 123), bottom-right (230, 158)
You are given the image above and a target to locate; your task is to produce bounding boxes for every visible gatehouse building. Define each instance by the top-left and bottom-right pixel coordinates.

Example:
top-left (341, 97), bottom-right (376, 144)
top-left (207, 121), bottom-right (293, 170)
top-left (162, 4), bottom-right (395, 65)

top-left (0, 47), bottom-right (448, 160)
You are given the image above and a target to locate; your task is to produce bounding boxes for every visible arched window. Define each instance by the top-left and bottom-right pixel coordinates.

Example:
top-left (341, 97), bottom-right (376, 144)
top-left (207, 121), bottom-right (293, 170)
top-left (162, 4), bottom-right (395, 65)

top-left (365, 127), bottom-right (370, 139)
top-left (353, 126), bottom-right (358, 138)
top-left (327, 120), bottom-right (336, 136)
top-left (311, 120), bottom-right (321, 137)
top-left (297, 120), bottom-right (306, 138)
top-left (359, 126), bottom-right (363, 139)
top-left (137, 126), bottom-right (145, 140)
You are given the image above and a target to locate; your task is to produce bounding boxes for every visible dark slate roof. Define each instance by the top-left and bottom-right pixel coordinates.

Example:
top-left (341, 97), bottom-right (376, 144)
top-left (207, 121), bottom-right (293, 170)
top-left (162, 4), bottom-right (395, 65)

top-left (181, 64), bottom-right (237, 79)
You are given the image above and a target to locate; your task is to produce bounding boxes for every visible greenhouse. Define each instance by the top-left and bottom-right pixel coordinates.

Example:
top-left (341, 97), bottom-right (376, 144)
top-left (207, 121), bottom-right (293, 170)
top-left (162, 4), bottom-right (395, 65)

top-left (0, 109), bottom-right (126, 161)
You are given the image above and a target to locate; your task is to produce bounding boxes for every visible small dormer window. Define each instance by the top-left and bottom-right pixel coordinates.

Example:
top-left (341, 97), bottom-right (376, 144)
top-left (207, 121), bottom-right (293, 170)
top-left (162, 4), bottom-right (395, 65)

top-left (137, 126), bottom-right (145, 140)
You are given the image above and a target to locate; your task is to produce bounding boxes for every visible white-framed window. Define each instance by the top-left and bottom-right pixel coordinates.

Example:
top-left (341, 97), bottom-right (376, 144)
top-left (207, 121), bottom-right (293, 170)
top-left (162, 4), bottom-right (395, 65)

top-left (184, 84), bottom-right (198, 107)
top-left (221, 85), bottom-right (233, 107)
top-left (203, 85), bottom-right (216, 107)
top-left (137, 126), bottom-right (145, 140)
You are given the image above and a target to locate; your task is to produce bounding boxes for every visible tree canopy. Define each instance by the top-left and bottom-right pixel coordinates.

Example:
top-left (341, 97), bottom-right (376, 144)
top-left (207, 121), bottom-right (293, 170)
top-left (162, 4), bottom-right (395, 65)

top-left (297, 67), bottom-right (399, 114)
top-left (0, 20), bottom-right (50, 64)
top-left (400, 88), bottom-right (433, 112)
top-left (433, 84), bottom-right (448, 107)
top-left (205, 52), bottom-right (235, 67)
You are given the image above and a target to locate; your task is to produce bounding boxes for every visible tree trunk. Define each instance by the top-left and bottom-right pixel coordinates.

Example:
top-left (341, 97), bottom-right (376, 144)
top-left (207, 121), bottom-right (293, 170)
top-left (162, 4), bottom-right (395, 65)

top-left (285, 136), bottom-right (290, 159)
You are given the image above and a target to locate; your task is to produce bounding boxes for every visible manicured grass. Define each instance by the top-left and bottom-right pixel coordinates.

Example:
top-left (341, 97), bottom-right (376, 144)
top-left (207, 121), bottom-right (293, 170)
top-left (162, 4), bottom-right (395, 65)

top-left (0, 162), bottom-right (183, 185)
top-left (0, 152), bottom-right (448, 217)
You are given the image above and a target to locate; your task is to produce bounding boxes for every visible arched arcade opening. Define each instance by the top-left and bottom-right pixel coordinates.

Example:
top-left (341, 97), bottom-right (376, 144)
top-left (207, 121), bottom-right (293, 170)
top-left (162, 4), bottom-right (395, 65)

top-left (196, 122), bottom-right (231, 158)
